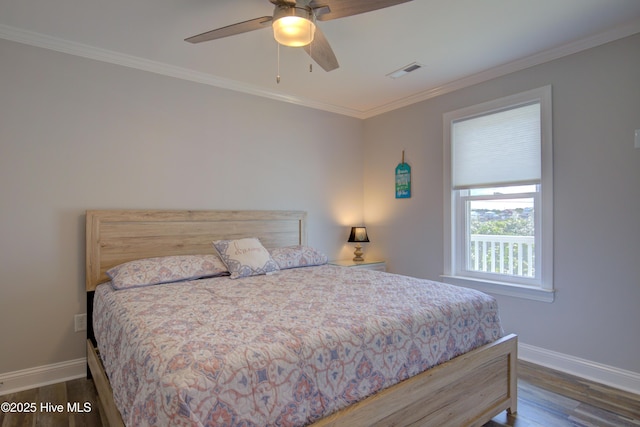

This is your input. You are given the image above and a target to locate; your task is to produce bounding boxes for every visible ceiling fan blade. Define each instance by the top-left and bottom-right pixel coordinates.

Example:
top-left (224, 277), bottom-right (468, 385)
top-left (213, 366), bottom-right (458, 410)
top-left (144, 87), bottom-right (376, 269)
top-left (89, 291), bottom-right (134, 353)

top-left (185, 16), bottom-right (273, 44)
top-left (303, 27), bottom-right (339, 72)
top-left (311, 0), bottom-right (412, 21)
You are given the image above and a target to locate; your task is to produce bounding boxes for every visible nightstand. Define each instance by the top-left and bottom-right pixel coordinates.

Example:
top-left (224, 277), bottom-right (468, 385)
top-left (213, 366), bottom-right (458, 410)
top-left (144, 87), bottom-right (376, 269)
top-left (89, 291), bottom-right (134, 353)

top-left (329, 259), bottom-right (386, 272)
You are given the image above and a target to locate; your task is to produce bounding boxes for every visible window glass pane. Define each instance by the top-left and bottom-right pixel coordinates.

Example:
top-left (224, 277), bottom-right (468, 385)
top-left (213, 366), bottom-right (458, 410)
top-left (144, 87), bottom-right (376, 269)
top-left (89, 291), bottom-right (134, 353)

top-left (465, 193), bottom-right (535, 278)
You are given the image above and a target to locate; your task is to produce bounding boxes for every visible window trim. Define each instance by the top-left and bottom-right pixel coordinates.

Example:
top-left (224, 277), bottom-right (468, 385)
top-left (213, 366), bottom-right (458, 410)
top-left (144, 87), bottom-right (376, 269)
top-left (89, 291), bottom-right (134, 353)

top-left (442, 86), bottom-right (554, 302)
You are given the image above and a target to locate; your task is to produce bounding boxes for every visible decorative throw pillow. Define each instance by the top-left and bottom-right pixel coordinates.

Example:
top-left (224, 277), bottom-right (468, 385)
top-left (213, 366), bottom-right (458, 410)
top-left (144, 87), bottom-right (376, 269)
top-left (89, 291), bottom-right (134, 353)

top-left (107, 254), bottom-right (229, 290)
top-left (212, 237), bottom-right (280, 279)
top-left (269, 245), bottom-right (328, 270)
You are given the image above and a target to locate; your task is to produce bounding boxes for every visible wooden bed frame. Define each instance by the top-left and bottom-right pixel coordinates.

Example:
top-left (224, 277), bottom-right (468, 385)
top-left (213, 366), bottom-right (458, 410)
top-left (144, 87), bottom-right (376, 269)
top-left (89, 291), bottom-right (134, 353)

top-left (85, 209), bottom-right (517, 427)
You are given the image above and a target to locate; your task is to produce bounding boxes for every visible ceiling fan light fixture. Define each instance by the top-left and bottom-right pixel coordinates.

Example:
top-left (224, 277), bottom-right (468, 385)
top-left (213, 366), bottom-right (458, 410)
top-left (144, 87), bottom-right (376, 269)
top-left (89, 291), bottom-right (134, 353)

top-left (272, 6), bottom-right (316, 47)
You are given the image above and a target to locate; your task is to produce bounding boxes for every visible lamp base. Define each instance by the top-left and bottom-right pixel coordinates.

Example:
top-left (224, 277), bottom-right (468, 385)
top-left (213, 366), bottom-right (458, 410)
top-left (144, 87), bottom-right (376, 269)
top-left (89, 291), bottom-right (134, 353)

top-left (352, 244), bottom-right (364, 262)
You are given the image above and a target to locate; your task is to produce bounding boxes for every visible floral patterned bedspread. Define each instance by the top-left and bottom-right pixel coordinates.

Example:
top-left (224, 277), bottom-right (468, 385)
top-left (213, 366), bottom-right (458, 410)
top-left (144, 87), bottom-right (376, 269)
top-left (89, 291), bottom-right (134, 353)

top-left (93, 265), bottom-right (503, 427)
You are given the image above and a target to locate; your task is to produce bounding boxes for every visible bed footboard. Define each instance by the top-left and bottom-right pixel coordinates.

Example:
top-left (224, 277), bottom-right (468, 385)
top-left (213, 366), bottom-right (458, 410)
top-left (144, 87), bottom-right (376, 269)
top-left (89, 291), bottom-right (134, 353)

top-left (312, 333), bottom-right (518, 427)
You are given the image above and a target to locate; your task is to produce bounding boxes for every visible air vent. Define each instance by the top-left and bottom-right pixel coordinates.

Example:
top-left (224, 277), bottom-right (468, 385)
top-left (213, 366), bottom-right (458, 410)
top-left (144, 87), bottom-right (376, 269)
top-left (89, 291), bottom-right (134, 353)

top-left (386, 62), bottom-right (424, 79)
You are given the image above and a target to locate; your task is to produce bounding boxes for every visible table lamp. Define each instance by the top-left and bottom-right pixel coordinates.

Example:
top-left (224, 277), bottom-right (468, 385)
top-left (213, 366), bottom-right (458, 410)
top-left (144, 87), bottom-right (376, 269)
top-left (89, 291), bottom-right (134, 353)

top-left (348, 226), bottom-right (369, 262)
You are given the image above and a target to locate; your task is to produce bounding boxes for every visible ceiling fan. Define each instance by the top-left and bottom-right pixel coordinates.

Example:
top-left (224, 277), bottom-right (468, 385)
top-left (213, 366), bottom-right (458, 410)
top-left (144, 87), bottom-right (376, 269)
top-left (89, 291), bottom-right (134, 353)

top-left (185, 0), bottom-right (413, 72)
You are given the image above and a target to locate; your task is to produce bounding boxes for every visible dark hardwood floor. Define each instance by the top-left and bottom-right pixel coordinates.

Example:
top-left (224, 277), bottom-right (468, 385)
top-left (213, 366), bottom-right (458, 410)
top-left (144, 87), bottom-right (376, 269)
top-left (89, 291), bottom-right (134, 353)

top-left (486, 380), bottom-right (639, 427)
top-left (1, 362), bottom-right (638, 426)
top-left (0, 377), bottom-right (104, 427)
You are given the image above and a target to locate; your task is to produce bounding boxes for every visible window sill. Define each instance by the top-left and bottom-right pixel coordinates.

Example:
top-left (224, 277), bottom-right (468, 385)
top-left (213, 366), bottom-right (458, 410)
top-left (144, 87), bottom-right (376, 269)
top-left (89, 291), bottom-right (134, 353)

top-left (440, 275), bottom-right (555, 303)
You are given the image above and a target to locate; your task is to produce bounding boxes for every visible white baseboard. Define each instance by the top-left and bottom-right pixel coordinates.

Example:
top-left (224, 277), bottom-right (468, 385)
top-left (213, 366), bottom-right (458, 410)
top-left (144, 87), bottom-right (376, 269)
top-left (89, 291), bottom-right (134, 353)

top-left (519, 342), bottom-right (640, 396)
top-left (0, 358), bottom-right (87, 396)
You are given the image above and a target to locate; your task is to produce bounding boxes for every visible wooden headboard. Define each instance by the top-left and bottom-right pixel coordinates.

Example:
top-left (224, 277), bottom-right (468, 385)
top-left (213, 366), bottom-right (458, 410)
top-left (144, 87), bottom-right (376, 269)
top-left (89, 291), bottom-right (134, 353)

top-left (85, 210), bottom-right (307, 291)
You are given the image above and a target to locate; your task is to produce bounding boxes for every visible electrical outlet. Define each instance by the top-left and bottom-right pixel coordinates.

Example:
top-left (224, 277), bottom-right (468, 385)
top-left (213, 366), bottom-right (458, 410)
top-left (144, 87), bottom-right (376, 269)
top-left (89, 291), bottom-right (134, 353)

top-left (74, 313), bottom-right (87, 332)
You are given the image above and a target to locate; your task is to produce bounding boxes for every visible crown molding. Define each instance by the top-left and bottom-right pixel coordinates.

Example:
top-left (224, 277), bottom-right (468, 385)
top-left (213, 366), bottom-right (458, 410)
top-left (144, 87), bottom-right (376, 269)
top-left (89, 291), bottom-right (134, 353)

top-left (0, 24), bottom-right (363, 118)
top-left (1, 20), bottom-right (639, 120)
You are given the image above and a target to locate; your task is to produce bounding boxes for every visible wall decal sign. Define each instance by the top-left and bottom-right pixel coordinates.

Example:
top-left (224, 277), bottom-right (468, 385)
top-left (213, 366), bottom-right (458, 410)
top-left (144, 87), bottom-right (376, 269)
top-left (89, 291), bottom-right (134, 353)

top-left (395, 150), bottom-right (411, 199)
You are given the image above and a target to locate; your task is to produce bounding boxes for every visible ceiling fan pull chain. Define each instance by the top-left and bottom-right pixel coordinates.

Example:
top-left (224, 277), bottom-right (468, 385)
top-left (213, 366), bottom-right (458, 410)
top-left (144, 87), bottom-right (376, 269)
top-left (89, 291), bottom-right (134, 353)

top-left (276, 42), bottom-right (281, 84)
top-left (309, 14), bottom-right (313, 73)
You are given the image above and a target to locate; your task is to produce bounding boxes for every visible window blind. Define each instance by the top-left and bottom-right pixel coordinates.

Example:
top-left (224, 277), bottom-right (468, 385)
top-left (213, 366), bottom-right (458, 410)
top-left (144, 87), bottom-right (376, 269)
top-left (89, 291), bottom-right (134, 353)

top-left (452, 102), bottom-right (541, 189)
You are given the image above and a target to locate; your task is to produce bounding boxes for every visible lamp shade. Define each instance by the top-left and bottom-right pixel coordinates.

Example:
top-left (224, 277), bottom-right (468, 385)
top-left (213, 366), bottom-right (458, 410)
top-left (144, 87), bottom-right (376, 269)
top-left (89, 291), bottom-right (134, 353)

top-left (272, 6), bottom-right (316, 47)
top-left (348, 227), bottom-right (370, 243)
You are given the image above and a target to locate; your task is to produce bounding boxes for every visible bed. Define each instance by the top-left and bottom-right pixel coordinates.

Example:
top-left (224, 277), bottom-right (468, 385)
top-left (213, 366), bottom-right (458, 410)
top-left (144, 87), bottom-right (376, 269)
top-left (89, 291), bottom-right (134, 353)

top-left (86, 209), bottom-right (517, 427)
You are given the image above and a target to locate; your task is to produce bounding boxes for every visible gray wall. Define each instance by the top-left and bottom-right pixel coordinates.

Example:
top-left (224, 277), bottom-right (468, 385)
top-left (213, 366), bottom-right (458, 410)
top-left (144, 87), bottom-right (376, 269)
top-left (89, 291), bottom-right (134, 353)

top-left (0, 38), bottom-right (364, 374)
top-left (363, 33), bottom-right (640, 373)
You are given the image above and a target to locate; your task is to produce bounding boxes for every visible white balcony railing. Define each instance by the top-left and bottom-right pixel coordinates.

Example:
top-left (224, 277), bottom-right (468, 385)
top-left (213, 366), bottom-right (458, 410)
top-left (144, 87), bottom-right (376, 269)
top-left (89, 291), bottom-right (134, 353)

top-left (469, 234), bottom-right (535, 278)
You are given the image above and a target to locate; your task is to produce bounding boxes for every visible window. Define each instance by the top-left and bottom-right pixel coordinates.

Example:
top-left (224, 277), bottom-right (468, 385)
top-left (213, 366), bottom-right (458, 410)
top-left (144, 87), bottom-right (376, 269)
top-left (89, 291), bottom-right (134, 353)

top-left (443, 86), bottom-right (554, 302)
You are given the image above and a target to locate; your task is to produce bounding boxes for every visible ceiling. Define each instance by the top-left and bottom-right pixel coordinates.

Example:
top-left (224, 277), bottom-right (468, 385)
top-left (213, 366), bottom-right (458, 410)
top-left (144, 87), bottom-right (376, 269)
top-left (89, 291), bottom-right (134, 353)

top-left (1, 0), bottom-right (640, 118)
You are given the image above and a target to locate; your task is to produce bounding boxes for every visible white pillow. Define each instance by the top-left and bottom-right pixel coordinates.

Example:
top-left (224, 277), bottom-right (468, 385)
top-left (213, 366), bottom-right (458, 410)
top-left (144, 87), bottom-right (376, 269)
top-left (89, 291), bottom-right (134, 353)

top-left (212, 238), bottom-right (280, 279)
